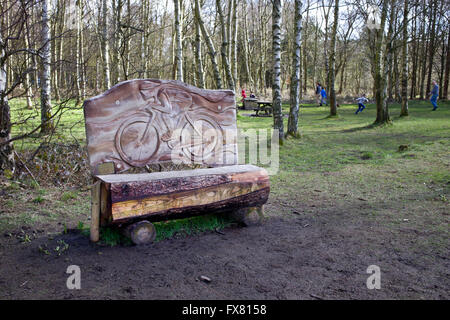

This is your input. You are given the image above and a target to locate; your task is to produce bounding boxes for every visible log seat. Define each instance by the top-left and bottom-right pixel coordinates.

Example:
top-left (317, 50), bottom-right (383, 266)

top-left (96, 164), bottom-right (269, 225)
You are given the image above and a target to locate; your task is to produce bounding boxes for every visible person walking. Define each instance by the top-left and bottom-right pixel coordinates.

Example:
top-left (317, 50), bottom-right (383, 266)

top-left (429, 81), bottom-right (439, 111)
top-left (355, 94), bottom-right (369, 114)
top-left (315, 82), bottom-right (322, 106)
top-left (320, 87), bottom-right (327, 106)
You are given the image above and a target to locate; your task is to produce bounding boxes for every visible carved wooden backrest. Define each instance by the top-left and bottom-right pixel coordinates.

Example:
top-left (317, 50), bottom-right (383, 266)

top-left (83, 79), bottom-right (238, 175)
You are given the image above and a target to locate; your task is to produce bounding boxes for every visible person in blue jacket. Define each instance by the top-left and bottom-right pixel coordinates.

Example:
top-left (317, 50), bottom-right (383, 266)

top-left (320, 87), bottom-right (327, 106)
top-left (315, 82), bottom-right (322, 106)
top-left (355, 94), bottom-right (369, 114)
top-left (429, 81), bottom-right (439, 111)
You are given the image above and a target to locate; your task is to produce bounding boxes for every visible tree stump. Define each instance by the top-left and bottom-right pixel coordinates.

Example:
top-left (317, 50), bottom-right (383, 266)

top-left (229, 206), bottom-right (264, 227)
top-left (124, 220), bottom-right (156, 245)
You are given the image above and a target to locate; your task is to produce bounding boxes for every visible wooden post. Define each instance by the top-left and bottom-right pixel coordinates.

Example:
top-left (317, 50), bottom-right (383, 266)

top-left (90, 180), bottom-right (101, 242)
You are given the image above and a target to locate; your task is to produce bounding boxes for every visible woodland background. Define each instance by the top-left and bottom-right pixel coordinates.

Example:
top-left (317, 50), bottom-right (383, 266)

top-left (0, 0), bottom-right (449, 171)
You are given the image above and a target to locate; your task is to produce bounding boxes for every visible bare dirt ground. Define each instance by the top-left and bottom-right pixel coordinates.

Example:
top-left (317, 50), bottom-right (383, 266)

top-left (0, 192), bottom-right (448, 300)
top-left (1, 103), bottom-right (449, 300)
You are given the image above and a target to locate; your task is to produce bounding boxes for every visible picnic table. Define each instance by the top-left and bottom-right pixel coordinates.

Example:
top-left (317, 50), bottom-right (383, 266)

top-left (241, 98), bottom-right (272, 116)
top-left (254, 101), bottom-right (273, 117)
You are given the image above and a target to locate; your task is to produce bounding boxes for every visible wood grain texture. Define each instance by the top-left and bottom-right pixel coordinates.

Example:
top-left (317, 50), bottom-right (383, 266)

top-left (83, 79), bottom-right (238, 174)
top-left (123, 220), bottom-right (156, 245)
top-left (113, 187), bottom-right (270, 224)
top-left (96, 165), bottom-right (267, 203)
top-left (96, 165), bottom-right (269, 223)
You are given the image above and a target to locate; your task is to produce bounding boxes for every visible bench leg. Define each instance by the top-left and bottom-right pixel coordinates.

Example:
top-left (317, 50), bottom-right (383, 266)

top-left (124, 220), bottom-right (157, 245)
top-left (90, 180), bottom-right (101, 242)
top-left (229, 205), bottom-right (264, 227)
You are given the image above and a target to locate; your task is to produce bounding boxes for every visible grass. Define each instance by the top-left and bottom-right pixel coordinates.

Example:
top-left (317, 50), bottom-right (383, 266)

top-left (2, 98), bottom-right (449, 245)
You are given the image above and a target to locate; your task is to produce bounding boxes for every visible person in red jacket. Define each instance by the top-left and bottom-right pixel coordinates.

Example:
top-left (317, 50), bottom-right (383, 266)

top-left (240, 88), bottom-right (247, 108)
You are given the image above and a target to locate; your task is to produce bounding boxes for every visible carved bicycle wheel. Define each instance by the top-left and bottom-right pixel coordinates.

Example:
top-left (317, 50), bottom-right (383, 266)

top-left (115, 112), bottom-right (160, 167)
top-left (179, 113), bottom-right (222, 162)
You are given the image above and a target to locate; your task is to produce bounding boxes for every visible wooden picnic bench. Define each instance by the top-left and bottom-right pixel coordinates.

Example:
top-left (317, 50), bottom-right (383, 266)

top-left (242, 98), bottom-right (272, 116)
top-left (242, 98), bottom-right (258, 110)
top-left (254, 101), bottom-right (273, 117)
top-left (83, 79), bottom-right (270, 245)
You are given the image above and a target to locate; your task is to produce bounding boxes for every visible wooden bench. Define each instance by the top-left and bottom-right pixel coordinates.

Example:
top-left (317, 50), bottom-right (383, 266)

top-left (83, 79), bottom-right (270, 244)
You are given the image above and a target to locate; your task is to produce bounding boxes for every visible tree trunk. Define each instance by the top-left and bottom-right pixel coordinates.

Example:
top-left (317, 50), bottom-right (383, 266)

top-left (0, 35), bottom-right (15, 172)
top-left (302, 0), bottom-right (310, 93)
top-left (75, 0), bottom-right (82, 102)
top-left (40, 0), bottom-right (52, 134)
top-left (418, 0), bottom-right (427, 99)
top-left (231, 0), bottom-right (238, 88)
top-left (443, 30), bottom-right (450, 100)
top-left (193, 2), bottom-right (205, 88)
top-left (101, 0), bottom-right (111, 90)
top-left (216, 0), bottom-right (234, 90)
top-left (328, 0), bottom-right (339, 116)
top-left (111, 0), bottom-right (123, 85)
top-left (400, 0), bottom-right (408, 116)
top-left (194, 0), bottom-right (222, 89)
top-left (322, 1), bottom-right (330, 93)
top-left (272, 0), bottom-right (284, 142)
top-left (425, 0), bottom-right (437, 96)
top-left (174, 0), bottom-right (183, 82)
top-left (373, 0), bottom-right (390, 125)
top-left (242, 2), bottom-right (253, 89)
top-left (79, 0), bottom-right (86, 99)
top-left (23, 17), bottom-right (33, 109)
top-left (287, 0), bottom-right (302, 138)
top-left (409, 3), bottom-right (418, 99)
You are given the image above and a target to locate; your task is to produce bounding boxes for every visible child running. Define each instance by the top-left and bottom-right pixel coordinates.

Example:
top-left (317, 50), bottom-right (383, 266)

top-left (320, 87), bottom-right (327, 106)
top-left (429, 81), bottom-right (439, 111)
top-left (355, 94), bottom-right (368, 114)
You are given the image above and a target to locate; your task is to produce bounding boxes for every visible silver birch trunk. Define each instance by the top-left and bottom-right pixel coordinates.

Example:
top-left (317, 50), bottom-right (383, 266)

top-left (79, 0), bottom-right (86, 99)
top-left (287, 0), bottom-right (302, 138)
top-left (102, 0), bottom-right (111, 89)
top-left (24, 25), bottom-right (33, 109)
top-left (111, 0), bottom-right (123, 84)
top-left (75, 0), bottom-right (82, 101)
top-left (400, 0), bottom-right (408, 116)
top-left (174, 0), bottom-right (183, 82)
top-left (272, 0), bottom-right (284, 142)
top-left (242, 3), bottom-right (253, 89)
top-left (231, 0), bottom-right (238, 87)
top-left (40, 0), bottom-right (52, 134)
top-left (374, 0), bottom-right (391, 124)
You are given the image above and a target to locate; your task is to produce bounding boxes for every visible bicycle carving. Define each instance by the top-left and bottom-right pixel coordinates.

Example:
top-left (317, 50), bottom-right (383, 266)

top-left (115, 84), bottom-right (223, 167)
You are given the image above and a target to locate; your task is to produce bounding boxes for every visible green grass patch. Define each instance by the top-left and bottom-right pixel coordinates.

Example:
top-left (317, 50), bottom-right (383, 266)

top-left (154, 213), bottom-right (232, 242)
top-left (60, 191), bottom-right (78, 202)
top-left (2, 98), bottom-right (449, 242)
